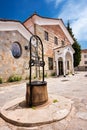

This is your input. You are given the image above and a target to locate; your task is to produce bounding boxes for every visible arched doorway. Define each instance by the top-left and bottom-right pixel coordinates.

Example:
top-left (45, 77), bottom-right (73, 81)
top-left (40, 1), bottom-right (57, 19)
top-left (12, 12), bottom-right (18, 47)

top-left (58, 57), bottom-right (63, 75)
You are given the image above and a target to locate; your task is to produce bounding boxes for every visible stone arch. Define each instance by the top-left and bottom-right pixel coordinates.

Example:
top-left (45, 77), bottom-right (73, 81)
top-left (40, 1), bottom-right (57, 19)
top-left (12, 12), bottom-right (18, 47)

top-left (65, 52), bottom-right (73, 74)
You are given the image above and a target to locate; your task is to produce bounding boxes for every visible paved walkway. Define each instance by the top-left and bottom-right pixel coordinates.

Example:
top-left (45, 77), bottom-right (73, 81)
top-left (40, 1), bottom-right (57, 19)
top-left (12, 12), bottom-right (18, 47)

top-left (0, 71), bottom-right (87, 130)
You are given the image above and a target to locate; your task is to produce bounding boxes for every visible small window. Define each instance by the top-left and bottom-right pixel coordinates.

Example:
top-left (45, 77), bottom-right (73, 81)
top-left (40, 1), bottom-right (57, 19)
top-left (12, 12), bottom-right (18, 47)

top-left (48, 57), bottom-right (53, 70)
top-left (44, 31), bottom-right (49, 41)
top-left (84, 55), bottom-right (87, 58)
top-left (11, 42), bottom-right (22, 58)
top-left (84, 61), bottom-right (87, 64)
top-left (61, 40), bottom-right (65, 46)
top-left (54, 36), bottom-right (58, 45)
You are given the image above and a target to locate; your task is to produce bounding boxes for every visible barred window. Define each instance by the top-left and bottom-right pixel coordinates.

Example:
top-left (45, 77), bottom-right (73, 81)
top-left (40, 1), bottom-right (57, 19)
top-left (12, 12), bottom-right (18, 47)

top-left (44, 31), bottom-right (49, 41)
top-left (48, 57), bottom-right (53, 70)
top-left (61, 40), bottom-right (65, 46)
top-left (54, 36), bottom-right (58, 45)
top-left (84, 55), bottom-right (87, 58)
top-left (84, 61), bottom-right (87, 64)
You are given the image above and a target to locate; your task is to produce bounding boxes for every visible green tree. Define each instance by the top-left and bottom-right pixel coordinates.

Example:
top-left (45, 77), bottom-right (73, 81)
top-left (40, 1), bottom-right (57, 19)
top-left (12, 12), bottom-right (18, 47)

top-left (67, 21), bottom-right (81, 67)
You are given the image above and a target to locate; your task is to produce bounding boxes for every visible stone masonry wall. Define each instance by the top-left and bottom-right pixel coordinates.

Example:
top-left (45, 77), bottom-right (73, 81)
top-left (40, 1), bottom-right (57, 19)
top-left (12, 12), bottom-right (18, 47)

top-left (0, 30), bottom-right (29, 81)
top-left (35, 24), bottom-right (70, 76)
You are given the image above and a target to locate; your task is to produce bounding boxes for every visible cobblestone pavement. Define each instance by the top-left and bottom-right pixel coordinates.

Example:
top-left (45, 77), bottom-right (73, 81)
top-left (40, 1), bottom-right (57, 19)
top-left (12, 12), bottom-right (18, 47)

top-left (0, 71), bottom-right (87, 130)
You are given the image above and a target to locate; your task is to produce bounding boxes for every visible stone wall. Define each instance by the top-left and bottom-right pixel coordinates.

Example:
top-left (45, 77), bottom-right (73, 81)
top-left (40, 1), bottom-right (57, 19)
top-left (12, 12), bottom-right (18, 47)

top-left (0, 30), bottom-right (29, 81)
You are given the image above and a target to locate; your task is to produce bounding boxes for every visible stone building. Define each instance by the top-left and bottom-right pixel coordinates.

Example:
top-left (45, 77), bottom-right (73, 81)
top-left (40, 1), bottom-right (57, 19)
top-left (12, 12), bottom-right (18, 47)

top-left (0, 20), bottom-right (32, 81)
top-left (24, 14), bottom-right (75, 76)
top-left (78, 49), bottom-right (87, 71)
top-left (0, 14), bottom-right (75, 81)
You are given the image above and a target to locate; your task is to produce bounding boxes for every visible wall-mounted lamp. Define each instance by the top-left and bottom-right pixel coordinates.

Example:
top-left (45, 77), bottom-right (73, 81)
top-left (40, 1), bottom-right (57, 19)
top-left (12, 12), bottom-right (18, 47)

top-left (24, 45), bottom-right (29, 50)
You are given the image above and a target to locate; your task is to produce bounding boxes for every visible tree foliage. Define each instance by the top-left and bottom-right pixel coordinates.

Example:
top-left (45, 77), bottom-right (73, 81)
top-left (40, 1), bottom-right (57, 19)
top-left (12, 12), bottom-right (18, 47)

top-left (67, 21), bottom-right (81, 67)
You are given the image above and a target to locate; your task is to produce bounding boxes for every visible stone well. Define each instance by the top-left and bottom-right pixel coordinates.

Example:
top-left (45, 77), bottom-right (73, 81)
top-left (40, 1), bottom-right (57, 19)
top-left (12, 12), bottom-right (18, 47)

top-left (26, 81), bottom-right (48, 106)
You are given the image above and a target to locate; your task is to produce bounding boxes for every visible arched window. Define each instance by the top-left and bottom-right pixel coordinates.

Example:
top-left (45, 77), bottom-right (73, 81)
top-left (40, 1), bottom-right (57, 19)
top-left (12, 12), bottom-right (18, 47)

top-left (11, 42), bottom-right (22, 58)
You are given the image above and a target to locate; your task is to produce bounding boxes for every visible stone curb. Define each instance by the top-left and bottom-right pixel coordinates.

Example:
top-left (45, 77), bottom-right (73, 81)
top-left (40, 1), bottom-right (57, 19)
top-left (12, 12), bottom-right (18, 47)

top-left (0, 95), bottom-right (72, 127)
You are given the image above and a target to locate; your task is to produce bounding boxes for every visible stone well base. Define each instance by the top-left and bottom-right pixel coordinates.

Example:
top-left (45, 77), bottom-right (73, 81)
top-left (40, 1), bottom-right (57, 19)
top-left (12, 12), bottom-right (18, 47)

top-left (0, 95), bottom-right (72, 127)
top-left (26, 81), bottom-right (48, 106)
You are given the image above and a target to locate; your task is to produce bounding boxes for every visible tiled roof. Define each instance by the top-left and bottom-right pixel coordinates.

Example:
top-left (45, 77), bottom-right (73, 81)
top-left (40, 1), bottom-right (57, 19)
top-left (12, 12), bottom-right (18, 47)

top-left (81, 49), bottom-right (87, 53)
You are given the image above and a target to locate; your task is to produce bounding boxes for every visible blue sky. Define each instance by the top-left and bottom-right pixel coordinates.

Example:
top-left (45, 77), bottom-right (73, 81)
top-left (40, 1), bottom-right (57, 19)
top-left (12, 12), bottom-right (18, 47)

top-left (0, 0), bottom-right (87, 49)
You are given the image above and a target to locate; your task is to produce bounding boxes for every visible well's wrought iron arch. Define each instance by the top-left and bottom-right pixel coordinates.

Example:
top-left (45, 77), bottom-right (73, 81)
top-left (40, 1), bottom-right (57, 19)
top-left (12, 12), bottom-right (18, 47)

top-left (29, 35), bottom-right (45, 84)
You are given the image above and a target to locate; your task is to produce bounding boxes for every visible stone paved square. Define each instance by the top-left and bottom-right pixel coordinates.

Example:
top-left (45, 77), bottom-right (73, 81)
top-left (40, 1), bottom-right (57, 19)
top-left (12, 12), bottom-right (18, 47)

top-left (0, 71), bottom-right (87, 130)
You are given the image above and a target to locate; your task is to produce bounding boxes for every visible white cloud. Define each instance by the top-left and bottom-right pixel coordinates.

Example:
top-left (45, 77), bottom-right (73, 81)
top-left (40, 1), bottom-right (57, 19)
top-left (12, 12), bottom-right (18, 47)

top-left (58, 1), bottom-right (85, 21)
top-left (55, 0), bottom-right (65, 8)
top-left (45, 0), bottom-right (64, 8)
top-left (58, 0), bottom-right (87, 44)
top-left (72, 18), bottom-right (87, 41)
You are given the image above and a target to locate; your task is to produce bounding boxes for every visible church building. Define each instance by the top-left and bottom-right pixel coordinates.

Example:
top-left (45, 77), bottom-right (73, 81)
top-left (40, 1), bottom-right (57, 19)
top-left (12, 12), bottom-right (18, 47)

top-left (24, 14), bottom-right (75, 76)
top-left (0, 14), bottom-right (75, 81)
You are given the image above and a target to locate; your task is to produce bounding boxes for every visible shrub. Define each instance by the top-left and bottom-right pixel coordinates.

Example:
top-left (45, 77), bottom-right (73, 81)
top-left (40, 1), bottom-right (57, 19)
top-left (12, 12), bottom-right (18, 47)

top-left (51, 72), bottom-right (56, 76)
top-left (44, 73), bottom-right (47, 77)
top-left (53, 99), bottom-right (58, 103)
top-left (33, 76), bottom-right (36, 79)
top-left (31, 106), bottom-right (36, 110)
top-left (25, 75), bottom-right (30, 80)
top-left (8, 75), bottom-right (22, 82)
top-left (0, 77), bottom-right (2, 84)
